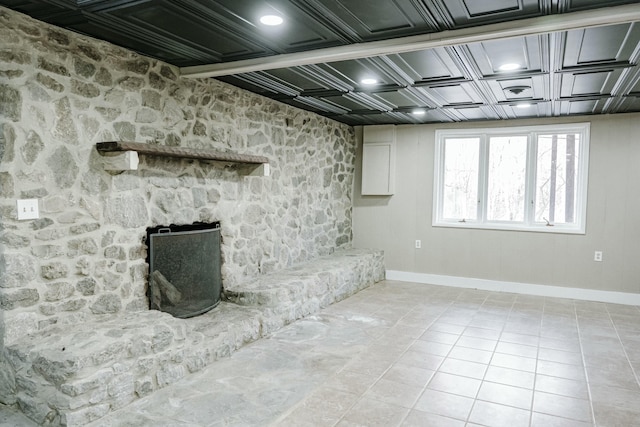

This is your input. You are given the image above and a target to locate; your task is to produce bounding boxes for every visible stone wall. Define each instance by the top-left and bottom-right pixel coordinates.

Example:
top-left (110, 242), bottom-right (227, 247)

top-left (0, 7), bottom-right (355, 347)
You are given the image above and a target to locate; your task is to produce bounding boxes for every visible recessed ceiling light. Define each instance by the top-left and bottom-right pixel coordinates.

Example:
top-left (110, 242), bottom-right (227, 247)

top-left (411, 109), bottom-right (426, 115)
top-left (499, 63), bottom-right (521, 71)
top-left (260, 15), bottom-right (283, 26)
top-left (516, 103), bottom-right (532, 109)
top-left (361, 78), bottom-right (377, 85)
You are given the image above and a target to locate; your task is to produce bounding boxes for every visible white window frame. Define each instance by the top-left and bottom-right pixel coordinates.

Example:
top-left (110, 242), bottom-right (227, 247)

top-left (433, 123), bottom-right (590, 234)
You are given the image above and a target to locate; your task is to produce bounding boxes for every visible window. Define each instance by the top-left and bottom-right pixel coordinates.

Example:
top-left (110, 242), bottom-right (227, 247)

top-left (433, 123), bottom-right (590, 234)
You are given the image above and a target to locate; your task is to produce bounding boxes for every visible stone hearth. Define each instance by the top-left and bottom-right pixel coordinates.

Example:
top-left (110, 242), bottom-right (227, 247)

top-left (4, 249), bottom-right (384, 426)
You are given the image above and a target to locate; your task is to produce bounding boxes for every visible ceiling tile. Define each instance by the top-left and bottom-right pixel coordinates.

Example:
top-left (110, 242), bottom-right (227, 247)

top-left (389, 48), bottom-right (466, 83)
top-left (466, 36), bottom-right (543, 76)
top-left (297, 0), bottom-right (440, 40)
top-left (560, 70), bottom-right (621, 97)
top-left (428, 82), bottom-right (484, 106)
top-left (562, 23), bottom-right (640, 67)
top-left (431, 0), bottom-right (545, 28)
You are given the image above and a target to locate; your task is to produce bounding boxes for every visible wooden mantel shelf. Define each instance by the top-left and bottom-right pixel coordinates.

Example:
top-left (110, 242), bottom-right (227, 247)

top-left (96, 141), bottom-right (269, 165)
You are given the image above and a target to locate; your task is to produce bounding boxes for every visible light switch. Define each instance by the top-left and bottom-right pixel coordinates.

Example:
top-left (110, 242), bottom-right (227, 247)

top-left (16, 199), bottom-right (39, 220)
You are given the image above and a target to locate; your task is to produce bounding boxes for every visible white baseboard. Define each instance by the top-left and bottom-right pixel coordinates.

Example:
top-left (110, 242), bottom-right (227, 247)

top-left (385, 270), bottom-right (640, 306)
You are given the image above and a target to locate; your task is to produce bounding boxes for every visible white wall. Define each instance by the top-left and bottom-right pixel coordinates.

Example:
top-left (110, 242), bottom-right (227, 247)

top-left (353, 114), bottom-right (640, 295)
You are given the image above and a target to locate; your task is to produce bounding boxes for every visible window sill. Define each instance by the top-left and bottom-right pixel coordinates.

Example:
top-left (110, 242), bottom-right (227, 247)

top-left (432, 221), bottom-right (585, 235)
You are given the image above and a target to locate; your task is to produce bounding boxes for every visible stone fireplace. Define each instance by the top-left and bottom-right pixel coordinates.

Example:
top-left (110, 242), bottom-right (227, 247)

top-left (0, 4), bottom-right (355, 338)
top-left (0, 7), bottom-right (362, 421)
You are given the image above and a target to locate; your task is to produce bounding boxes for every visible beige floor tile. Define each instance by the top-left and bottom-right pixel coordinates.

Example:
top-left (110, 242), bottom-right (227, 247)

top-left (589, 385), bottom-right (640, 412)
top-left (463, 326), bottom-right (502, 340)
top-left (477, 381), bottom-right (533, 409)
top-left (396, 350), bottom-right (444, 370)
top-left (382, 363), bottom-right (434, 387)
top-left (419, 330), bottom-right (460, 345)
top-left (469, 318), bottom-right (506, 331)
top-left (428, 322), bottom-right (466, 335)
top-left (427, 372), bottom-right (481, 398)
top-left (413, 388), bottom-right (474, 420)
top-left (456, 335), bottom-right (497, 351)
top-left (533, 391), bottom-right (593, 422)
top-left (484, 365), bottom-right (535, 389)
top-left (437, 316), bottom-right (473, 327)
top-left (495, 341), bottom-right (538, 358)
top-left (535, 374), bottom-right (589, 399)
top-left (396, 315), bottom-right (435, 329)
top-left (500, 331), bottom-right (539, 347)
top-left (385, 324), bottom-right (428, 339)
top-left (584, 359), bottom-right (640, 390)
top-left (438, 358), bottom-right (488, 380)
top-left (468, 400), bottom-right (530, 427)
top-left (448, 346), bottom-right (493, 364)
top-left (592, 402), bottom-right (640, 427)
top-left (536, 359), bottom-right (586, 381)
top-left (503, 323), bottom-right (541, 336)
top-left (408, 339), bottom-right (452, 357)
top-left (491, 352), bottom-right (537, 372)
top-left (538, 347), bottom-right (584, 365)
top-left (539, 336), bottom-right (581, 352)
top-left (530, 412), bottom-right (594, 427)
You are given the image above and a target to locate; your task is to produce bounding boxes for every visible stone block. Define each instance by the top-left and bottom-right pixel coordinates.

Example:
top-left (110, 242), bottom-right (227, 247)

top-left (90, 293), bottom-right (122, 315)
top-left (32, 354), bottom-right (81, 386)
top-left (0, 84), bottom-right (22, 121)
top-left (44, 282), bottom-right (74, 302)
top-left (89, 341), bottom-right (126, 366)
top-left (0, 357), bottom-right (17, 405)
top-left (107, 372), bottom-right (135, 409)
top-left (104, 194), bottom-right (148, 228)
top-left (1, 253), bottom-right (36, 288)
top-left (134, 377), bottom-right (154, 397)
top-left (51, 98), bottom-right (78, 145)
top-left (76, 278), bottom-right (96, 296)
top-left (151, 325), bottom-right (174, 353)
top-left (60, 368), bottom-right (113, 398)
top-left (62, 403), bottom-right (110, 427)
top-left (156, 364), bottom-right (185, 388)
top-left (184, 349), bottom-right (209, 373)
top-left (17, 394), bottom-right (60, 425)
top-left (0, 288), bottom-right (39, 310)
top-left (41, 262), bottom-right (68, 280)
top-left (94, 67), bottom-right (112, 86)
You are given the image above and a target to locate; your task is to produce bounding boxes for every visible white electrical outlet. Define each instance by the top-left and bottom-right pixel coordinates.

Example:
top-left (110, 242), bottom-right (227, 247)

top-left (16, 199), bottom-right (39, 220)
top-left (594, 251), bottom-right (603, 262)
top-left (415, 240), bottom-right (422, 249)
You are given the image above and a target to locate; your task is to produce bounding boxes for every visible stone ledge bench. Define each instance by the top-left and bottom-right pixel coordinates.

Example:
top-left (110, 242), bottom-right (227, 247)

top-left (4, 248), bottom-right (384, 426)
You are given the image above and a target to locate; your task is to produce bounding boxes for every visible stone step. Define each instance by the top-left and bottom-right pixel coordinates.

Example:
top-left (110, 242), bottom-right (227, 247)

top-left (224, 248), bottom-right (383, 308)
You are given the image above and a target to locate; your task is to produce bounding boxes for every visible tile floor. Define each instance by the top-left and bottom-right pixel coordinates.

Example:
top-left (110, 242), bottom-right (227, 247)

top-left (2, 280), bottom-right (640, 426)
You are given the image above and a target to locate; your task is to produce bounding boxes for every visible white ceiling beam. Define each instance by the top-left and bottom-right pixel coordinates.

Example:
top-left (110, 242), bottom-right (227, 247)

top-left (180, 4), bottom-right (640, 79)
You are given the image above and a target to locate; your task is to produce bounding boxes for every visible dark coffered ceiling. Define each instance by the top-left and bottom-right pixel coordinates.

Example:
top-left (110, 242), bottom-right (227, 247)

top-left (4, 1), bottom-right (640, 125)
